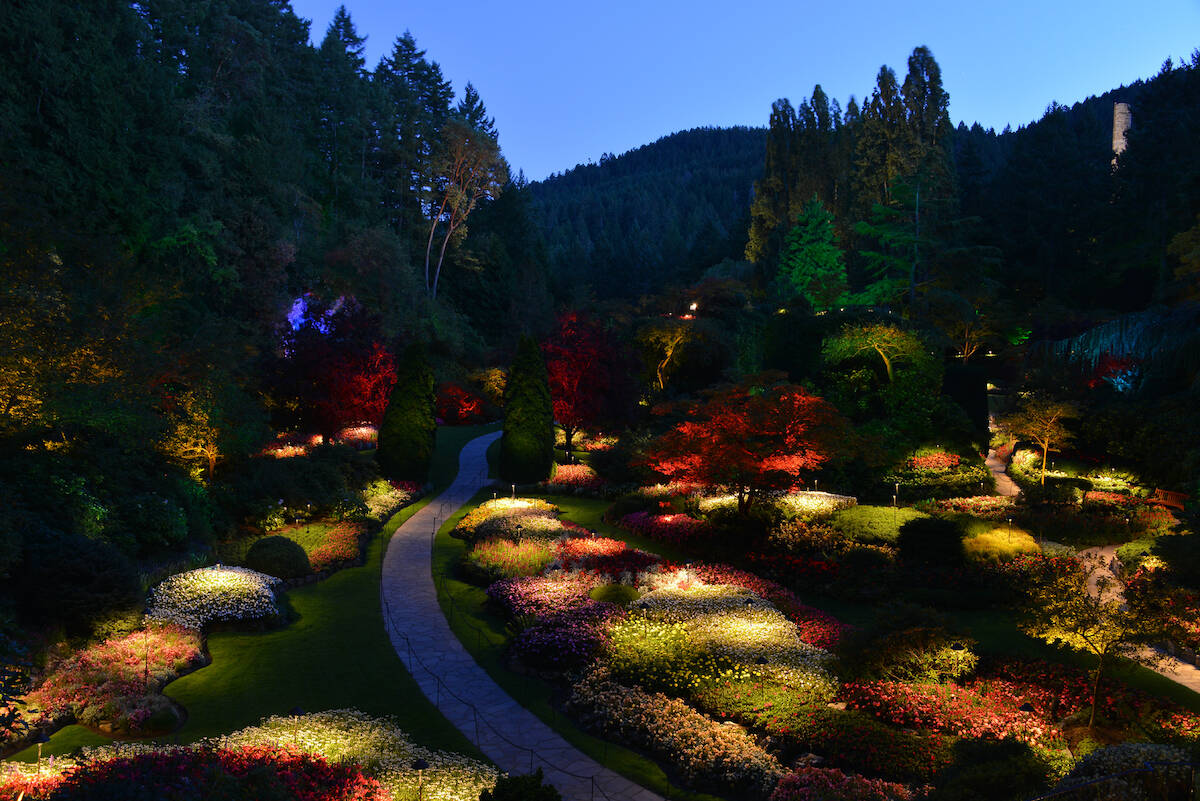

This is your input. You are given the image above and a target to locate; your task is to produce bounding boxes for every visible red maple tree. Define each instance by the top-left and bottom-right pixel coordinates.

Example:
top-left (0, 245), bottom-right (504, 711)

top-left (324, 341), bottom-right (396, 431)
top-left (542, 312), bottom-right (635, 452)
top-left (644, 376), bottom-right (843, 514)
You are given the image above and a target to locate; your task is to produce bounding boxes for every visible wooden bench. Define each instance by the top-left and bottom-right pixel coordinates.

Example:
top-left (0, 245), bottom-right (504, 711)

top-left (1149, 488), bottom-right (1189, 511)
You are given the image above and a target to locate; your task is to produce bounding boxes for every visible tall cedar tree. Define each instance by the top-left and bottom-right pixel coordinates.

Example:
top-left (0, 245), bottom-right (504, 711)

top-left (644, 375), bottom-right (842, 515)
top-left (500, 336), bottom-right (554, 483)
top-left (377, 343), bottom-right (436, 482)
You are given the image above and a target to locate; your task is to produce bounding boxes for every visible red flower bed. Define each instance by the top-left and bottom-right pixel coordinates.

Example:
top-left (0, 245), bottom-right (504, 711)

top-left (618, 511), bottom-right (708, 545)
top-left (0, 745), bottom-right (390, 800)
top-left (555, 537), bottom-right (664, 577)
top-left (309, 521), bottom-right (366, 571)
top-left (746, 551), bottom-right (839, 587)
top-left (842, 680), bottom-right (1063, 747)
top-left (691, 564), bottom-right (848, 649)
top-left (546, 464), bottom-right (604, 489)
top-left (910, 451), bottom-right (961, 470)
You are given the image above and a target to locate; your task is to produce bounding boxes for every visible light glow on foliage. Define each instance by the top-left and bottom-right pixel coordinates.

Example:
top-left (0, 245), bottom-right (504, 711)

top-left (145, 565), bottom-right (281, 630)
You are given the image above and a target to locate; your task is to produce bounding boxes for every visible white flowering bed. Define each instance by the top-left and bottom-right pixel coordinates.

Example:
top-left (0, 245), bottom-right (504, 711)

top-left (696, 491), bottom-right (856, 519)
top-left (222, 709), bottom-right (499, 801)
top-left (145, 565), bottom-right (282, 630)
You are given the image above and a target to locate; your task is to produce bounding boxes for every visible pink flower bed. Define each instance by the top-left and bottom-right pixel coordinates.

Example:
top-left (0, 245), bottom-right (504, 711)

top-left (691, 564), bottom-right (849, 649)
top-left (770, 767), bottom-right (914, 801)
top-left (487, 573), bottom-right (604, 621)
top-left (512, 602), bottom-right (627, 670)
top-left (619, 511), bottom-right (708, 545)
top-left (546, 463), bottom-right (604, 489)
top-left (25, 625), bottom-right (204, 735)
top-left (842, 680), bottom-right (1062, 747)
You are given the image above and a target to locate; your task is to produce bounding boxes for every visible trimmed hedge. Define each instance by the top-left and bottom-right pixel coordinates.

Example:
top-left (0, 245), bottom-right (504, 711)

top-left (377, 343), bottom-right (436, 482)
top-left (499, 336), bottom-right (554, 483)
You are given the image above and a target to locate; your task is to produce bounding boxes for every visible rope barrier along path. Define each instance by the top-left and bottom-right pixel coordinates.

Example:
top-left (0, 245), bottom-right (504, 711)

top-left (380, 430), bottom-right (662, 801)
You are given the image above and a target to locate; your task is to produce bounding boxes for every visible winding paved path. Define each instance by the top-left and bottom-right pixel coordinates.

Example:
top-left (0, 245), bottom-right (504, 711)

top-left (380, 432), bottom-right (662, 801)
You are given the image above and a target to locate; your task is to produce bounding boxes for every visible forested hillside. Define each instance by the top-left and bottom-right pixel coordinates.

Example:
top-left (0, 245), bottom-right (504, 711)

top-left (530, 51), bottom-right (1200, 338)
top-left (529, 127), bottom-right (765, 299)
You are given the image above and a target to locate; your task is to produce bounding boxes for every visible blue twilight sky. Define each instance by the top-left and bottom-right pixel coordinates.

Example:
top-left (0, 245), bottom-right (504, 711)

top-left (289, 0), bottom-right (1200, 182)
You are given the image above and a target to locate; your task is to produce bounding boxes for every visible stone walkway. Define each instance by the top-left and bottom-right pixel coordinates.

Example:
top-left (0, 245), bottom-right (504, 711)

top-left (985, 448), bottom-right (1021, 497)
top-left (1078, 545), bottom-right (1200, 695)
top-left (380, 431), bottom-right (662, 801)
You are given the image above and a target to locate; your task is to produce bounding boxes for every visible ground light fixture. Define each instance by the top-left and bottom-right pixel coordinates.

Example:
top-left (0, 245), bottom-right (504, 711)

top-left (35, 731), bottom-right (50, 773)
top-left (288, 706), bottom-right (305, 747)
top-left (412, 757), bottom-right (429, 801)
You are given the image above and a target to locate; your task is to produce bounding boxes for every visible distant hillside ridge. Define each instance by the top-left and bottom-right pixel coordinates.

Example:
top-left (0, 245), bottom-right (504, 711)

top-left (529, 126), bottom-right (766, 299)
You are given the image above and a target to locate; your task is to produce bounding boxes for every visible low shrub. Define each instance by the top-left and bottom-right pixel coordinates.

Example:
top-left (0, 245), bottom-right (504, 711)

top-left (897, 516), bottom-right (965, 565)
top-left (244, 535), bottom-right (311, 579)
top-left (930, 738), bottom-right (1066, 801)
top-left (963, 527), bottom-right (1040, 563)
top-left (17, 532), bottom-right (141, 632)
top-left (793, 707), bottom-right (954, 784)
top-left (481, 769), bottom-right (563, 801)
top-left (1152, 534), bottom-right (1200, 588)
top-left (1116, 538), bottom-right (1161, 574)
top-left (589, 583), bottom-right (641, 606)
top-left (831, 506), bottom-right (927, 545)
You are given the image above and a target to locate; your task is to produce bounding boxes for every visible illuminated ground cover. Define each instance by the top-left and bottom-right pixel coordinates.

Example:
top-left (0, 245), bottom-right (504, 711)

top-left (7, 425), bottom-right (500, 764)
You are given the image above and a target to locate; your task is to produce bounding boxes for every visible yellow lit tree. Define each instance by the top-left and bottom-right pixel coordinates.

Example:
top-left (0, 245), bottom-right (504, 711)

top-left (998, 396), bottom-right (1079, 485)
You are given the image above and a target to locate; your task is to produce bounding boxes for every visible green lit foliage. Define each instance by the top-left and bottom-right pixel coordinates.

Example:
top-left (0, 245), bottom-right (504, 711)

top-left (997, 396), bottom-right (1079, 486)
top-left (1019, 554), bottom-right (1165, 728)
top-left (500, 336), bottom-right (553, 483)
top-left (777, 195), bottom-right (849, 311)
top-left (377, 344), bottom-right (436, 483)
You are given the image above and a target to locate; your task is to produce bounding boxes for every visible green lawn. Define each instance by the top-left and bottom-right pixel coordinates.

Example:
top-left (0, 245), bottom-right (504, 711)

top-left (8, 425), bottom-right (501, 764)
top-left (432, 491), bottom-right (722, 801)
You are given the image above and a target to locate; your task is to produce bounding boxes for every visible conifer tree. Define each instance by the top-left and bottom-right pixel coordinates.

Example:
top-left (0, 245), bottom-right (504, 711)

top-left (500, 336), bottom-right (553, 483)
top-left (377, 343), bottom-right (436, 481)
top-left (778, 195), bottom-right (849, 310)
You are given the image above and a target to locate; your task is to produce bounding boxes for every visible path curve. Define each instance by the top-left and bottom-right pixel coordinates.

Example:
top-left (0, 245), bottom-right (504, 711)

top-left (985, 448), bottom-right (1021, 497)
top-left (1078, 545), bottom-right (1200, 695)
top-left (380, 431), bottom-right (663, 801)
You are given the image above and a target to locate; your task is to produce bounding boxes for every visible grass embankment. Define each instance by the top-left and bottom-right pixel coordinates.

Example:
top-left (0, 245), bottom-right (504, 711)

top-left (9, 424), bottom-right (501, 763)
top-left (432, 490), bottom-right (723, 801)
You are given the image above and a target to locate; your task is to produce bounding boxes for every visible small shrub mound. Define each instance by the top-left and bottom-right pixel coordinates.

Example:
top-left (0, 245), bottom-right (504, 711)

top-left (481, 769), bottom-right (563, 801)
top-left (590, 583), bottom-right (641, 606)
top-left (244, 535), bottom-right (311, 579)
top-left (897, 517), bottom-right (965, 565)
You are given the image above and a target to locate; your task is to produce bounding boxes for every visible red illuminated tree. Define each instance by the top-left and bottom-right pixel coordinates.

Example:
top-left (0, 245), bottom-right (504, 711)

top-left (644, 375), bottom-right (843, 515)
top-left (325, 341), bottom-right (397, 431)
top-left (542, 312), bottom-right (635, 452)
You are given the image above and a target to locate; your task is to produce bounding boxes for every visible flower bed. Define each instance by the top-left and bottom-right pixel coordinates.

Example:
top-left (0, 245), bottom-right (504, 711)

top-left (23, 625), bottom-right (204, 736)
top-left (0, 744), bottom-right (390, 800)
top-left (569, 666), bottom-right (784, 799)
top-left (922, 495), bottom-right (1017, 519)
top-left (770, 767), bottom-right (914, 801)
top-left (842, 680), bottom-right (1062, 747)
top-left (454, 498), bottom-right (561, 542)
top-left (690, 564), bottom-right (849, 649)
top-left (308, 520), bottom-right (368, 571)
top-left (362, 478), bottom-right (422, 522)
top-left (145, 565), bottom-right (282, 630)
top-left (555, 536), bottom-right (663, 576)
top-left (618, 511), bottom-right (708, 545)
top-left (486, 572), bottom-right (604, 621)
top-left (466, 537), bottom-right (556, 582)
top-left (546, 463), bottom-right (603, 489)
top-left (512, 602), bottom-right (626, 671)
top-left (223, 708), bottom-right (499, 801)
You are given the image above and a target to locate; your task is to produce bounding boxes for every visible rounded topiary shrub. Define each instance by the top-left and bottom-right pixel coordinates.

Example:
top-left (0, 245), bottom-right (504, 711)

top-left (590, 583), bottom-right (641, 606)
top-left (480, 768), bottom-right (562, 801)
top-left (897, 516), bottom-right (966, 565)
top-left (244, 535), bottom-right (311, 579)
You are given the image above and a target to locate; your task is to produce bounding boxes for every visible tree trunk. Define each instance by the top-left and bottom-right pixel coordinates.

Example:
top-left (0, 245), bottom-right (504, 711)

top-left (1041, 444), bottom-right (1049, 486)
top-left (1088, 659), bottom-right (1104, 729)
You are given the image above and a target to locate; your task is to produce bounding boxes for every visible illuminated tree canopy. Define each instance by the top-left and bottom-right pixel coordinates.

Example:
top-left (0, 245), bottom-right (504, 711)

top-left (644, 375), bottom-right (843, 514)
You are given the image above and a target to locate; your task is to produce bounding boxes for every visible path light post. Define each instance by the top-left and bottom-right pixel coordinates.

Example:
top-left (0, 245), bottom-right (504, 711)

top-left (35, 731), bottom-right (50, 774)
top-left (755, 655), bottom-right (768, 708)
top-left (288, 706), bottom-right (305, 749)
top-left (412, 757), bottom-right (429, 801)
top-left (511, 484), bottom-right (515, 499)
